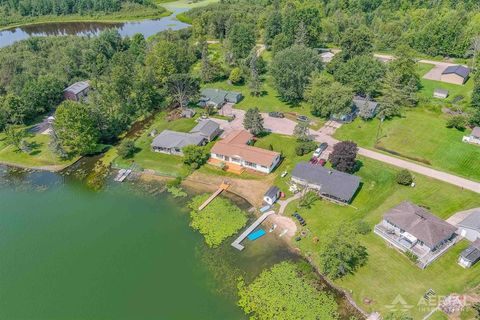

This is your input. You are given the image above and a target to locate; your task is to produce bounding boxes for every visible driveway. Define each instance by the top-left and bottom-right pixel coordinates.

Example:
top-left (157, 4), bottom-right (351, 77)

top-left (446, 207), bottom-right (480, 226)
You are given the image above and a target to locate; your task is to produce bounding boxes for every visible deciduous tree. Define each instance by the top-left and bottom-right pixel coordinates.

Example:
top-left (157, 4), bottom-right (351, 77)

top-left (328, 141), bottom-right (358, 173)
top-left (243, 107), bottom-right (264, 136)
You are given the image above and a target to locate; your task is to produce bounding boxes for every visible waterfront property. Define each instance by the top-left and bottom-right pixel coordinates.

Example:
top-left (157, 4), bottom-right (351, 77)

top-left (291, 162), bottom-right (360, 204)
top-left (457, 208), bottom-right (480, 241)
top-left (440, 65), bottom-right (470, 85)
top-left (63, 81), bottom-right (90, 102)
top-left (151, 130), bottom-right (206, 156)
top-left (199, 88), bottom-right (243, 109)
top-left (151, 120), bottom-right (220, 156)
top-left (458, 239), bottom-right (480, 268)
top-left (209, 130), bottom-right (281, 174)
top-left (374, 201), bottom-right (458, 268)
top-left (463, 127), bottom-right (480, 145)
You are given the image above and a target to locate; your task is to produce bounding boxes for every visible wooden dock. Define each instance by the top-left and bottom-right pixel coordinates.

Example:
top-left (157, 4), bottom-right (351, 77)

top-left (198, 181), bottom-right (230, 211)
top-left (114, 169), bottom-right (132, 182)
top-left (231, 211), bottom-right (275, 251)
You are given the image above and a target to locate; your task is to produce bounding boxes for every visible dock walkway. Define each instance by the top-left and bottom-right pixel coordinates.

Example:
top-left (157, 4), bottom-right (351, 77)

top-left (231, 211), bottom-right (274, 251)
top-left (198, 181), bottom-right (230, 211)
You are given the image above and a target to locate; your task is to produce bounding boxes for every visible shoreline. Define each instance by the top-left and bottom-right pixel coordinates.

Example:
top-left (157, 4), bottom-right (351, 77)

top-left (0, 9), bottom-right (173, 32)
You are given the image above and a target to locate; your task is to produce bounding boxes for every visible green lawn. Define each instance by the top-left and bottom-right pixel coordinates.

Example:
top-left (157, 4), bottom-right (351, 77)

top-left (284, 157), bottom-right (480, 319)
top-left (113, 112), bottom-right (198, 177)
top-left (335, 107), bottom-right (480, 181)
top-left (417, 63), bottom-right (474, 109)
top-left (0, 132), bottom-right (77, 170)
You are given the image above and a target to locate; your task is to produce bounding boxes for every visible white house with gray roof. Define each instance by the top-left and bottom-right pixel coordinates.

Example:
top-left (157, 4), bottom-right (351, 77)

top-left (457, 209), bottom-right (480, 242)
top-left (291, 162), bottom-right (360, 204)
top-left (199, 88), bottom-right (243, 109)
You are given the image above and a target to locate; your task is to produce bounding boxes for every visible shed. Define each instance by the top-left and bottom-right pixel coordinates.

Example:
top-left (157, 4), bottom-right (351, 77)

top-left (433, 89), bottom-right (449, 99)
top-left (459, 239), bottom-right (480, 268)
top-left (263, 186), bottom-right (280, 205)
top-left (64, 81), bottom-right (90, 102)
top-left (320, 51), bottom-right (335, 63)
top-left (181, 108), bottom-right (196, 118)
top-left (441, 65), bottom-right (470, 85)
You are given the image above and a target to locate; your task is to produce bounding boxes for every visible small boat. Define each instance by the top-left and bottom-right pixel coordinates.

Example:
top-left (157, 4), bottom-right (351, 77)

top-left (269, 224), bottom-right (277, 233)
top-left (279, 229), bottom-right (288, 237)
top-left (247, 229), bottom-right (266, 241)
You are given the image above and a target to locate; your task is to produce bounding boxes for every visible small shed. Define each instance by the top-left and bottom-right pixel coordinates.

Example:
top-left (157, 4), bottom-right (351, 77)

top-left (459, 239), bottom-right (480, 268)
top-left (263, 186), bottom-right (280, 206)
top-left (64, 81), bottom-right (90, 102)
top-left (433, 89), bottom-right (449, 99)
top-left (320, 51), bottom-right (335, 63)
top-left (181, 108), bottom-right (196, 118)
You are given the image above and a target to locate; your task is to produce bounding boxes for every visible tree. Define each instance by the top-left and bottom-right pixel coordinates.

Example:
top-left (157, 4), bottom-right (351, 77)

top-left (396, 169), bottom-right (413, 186)
top-left (446, 115), bottom-right (467, 130)
top-left (248, 49), bottom-right (262, 96)
top-left (264, 4), bottom-right (282, 46)
top-left (238, 262), bottom-right (338, 320)
top-left (4, 125), bottom-right (26, 151)
top-left (227, 23), bottom-right (256, 61)
top-left (229, 67), bottom-right (243, 84)
top-left (54, 101), bottom-right (99, 155)
top-left (182, 145), bottom-right (209, 169)
top-left (472, 70), bottom-right (480, 109)
top-left (320, 223), bottom-right (368, 279)
top-left (0, 94), bottom-right (27, 127)
top-left (293, 120), bottom-right (311, 141)
top-left (377, 69), bottom-right (416, 119)
top-left (305, 75), bottom-right (354, 118)
top-left (243, 107), bottom-right (264, 136)
top-left (333, 55), bottom-right (385, 97)
top-left (328, 141), bottom-right (358, 173)
top-left (270, 45), bottom-right (322, 103)
top-left (200, 43), bottom-right (214, 83)
top-left (295, 141), bottom-right (317, 156)
top-left (20, 75), bottom-right (64, 118)
top-left (166, 73), bottom-right (199, 109)
top-left (117, 139), bottom-right (136, 159)
top-left (339, 27), bottom-right (373, 61)
top-left (470, 108), bottom-right (480, 126)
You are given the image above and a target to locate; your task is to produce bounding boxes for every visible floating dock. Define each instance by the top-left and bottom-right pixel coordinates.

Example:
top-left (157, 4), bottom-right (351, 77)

top-left (247, 229), bottom-right (266, 241)
top-left (198, 181), bottom-right (230, 211)
top-left (231, 211), bottom-right (274, 251)
top-left (114, 169), bottom-right (132, 182)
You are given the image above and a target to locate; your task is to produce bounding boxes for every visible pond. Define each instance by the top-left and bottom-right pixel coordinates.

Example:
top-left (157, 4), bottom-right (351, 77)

top-left (0, 166), bottom-right (297, 319)
top-left (0, 7), bottom-right (190, 48)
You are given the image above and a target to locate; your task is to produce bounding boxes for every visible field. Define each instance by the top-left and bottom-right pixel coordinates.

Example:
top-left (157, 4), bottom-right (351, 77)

top-left (0, 131), bottom-right (78, 170)
top-left (335, 106), bottom-right (480, 181)
top-left (283, 157), bottom-right (480, 319)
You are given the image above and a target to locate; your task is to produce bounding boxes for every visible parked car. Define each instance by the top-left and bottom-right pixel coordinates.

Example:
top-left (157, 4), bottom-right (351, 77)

top-left (297, 115), bottom-right (309, 122)
top-left (318, 142), bottom-right (328, 153)
top-left (269, 111), bottom-right (285, 118)
top-left (292, 212), bottom-right (306, 226)
top-left (318, 159), bottom-right (326, 166)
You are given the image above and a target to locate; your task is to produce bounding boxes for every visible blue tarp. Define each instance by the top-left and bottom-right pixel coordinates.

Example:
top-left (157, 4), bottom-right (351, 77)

top-left (247, 229), bottom-right (266, 241)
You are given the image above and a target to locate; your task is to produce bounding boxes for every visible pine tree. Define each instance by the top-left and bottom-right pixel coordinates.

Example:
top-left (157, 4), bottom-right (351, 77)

top-left (200, 43), bottom-right (213, 83)
top-left (243, 107), bottom-right (264, 136)
top-left (294, 21), bottom-right (307, 46)
top-left (249, 49), bottom-right (262, 96)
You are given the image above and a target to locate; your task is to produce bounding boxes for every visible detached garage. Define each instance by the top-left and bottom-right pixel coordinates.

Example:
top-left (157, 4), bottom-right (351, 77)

top-left (458, 209), bottom-right (480, 241)
top-left (440, 65), bottom-right (470, 85)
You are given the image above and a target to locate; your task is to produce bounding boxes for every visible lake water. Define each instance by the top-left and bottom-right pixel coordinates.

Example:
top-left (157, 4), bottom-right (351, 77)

top-left (0, 7), bottom-right (190, 48)
top-left (0, 167), bottom-right (296, 319)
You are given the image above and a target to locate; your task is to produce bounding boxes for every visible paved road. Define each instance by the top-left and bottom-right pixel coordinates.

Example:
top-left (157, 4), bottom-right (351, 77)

top-left (210, 107), bottom-right (480, 194)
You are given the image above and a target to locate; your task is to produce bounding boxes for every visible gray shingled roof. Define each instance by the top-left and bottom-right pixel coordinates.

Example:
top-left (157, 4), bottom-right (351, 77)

top-left (460, 239), bottom-right (480, 262)
top-left (64, 81), bottom-right (90, 94)
top-left (434, 88), bottom-right (449, 95)
top-left (190, 120), bottom-right (219, 137)
top-left (201, 88), bottom-right (227, 105)
top-left (264, 186), bottom-right (280, 199)
top-left (353, 97), bottom-right (378, 116)
top-left (384, 201), bottom-right (457, 248)
top-left (442, 65), bottom-right (470, 79)
top-left (292, 162), bottom-right (360, 202)
top-left (458, 209), bottom-right (480, 231)
top-left (151, 130), bottom-right (205, 149)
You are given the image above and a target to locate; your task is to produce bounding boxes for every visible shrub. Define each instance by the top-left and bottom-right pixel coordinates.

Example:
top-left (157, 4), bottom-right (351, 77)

top-left (229, 67), bottom-right (243, 84)
top-left (182, 145), bottom-right (209, 169)
top-left (446, 115), bottom-right (467, 130)
top-left (295, 141), bottom-right (317, 156)
top-left (117, 138), bottom-right (136, 159)
top-left (299, 191), bottom-right (320, 208)
top-left (355, 220), bottom-right (371, 235)
top-left (405, 251), bottom-right (418, 263)
top-left (396, 169), bottom-right (413, 186)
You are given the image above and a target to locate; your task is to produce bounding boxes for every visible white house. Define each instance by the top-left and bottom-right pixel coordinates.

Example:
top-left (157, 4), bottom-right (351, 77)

top-left (210, 130), bottom-right (280, 174)
top-left (263, 186), bottom-right (280, 205)
top-left (463, 127), bottom-right (480, 145)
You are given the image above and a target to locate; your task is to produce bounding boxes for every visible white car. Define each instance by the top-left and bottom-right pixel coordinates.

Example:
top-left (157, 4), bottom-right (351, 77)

top-left (312, 148), bottom-right (322, 158)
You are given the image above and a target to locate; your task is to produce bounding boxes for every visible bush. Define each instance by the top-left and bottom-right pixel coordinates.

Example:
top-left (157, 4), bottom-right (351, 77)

top-left (355, 220), bottom-right (371, 235)
top-left (396, 169), bottom-right (413, 186)
top-left (229, 67), bottom-right (243, 84)
top-left (182, 145), bottom-right (209, 169)
top-left (405, 251), bottom-right (418, 263)
top-left (299, 191), bottom-right (320, 209)
top-left (295, 141), bottom-right (317, 156)
top-left (446, 115), bottom-right (467, 130)
top-left (117, 138), bottom-right (136, 159)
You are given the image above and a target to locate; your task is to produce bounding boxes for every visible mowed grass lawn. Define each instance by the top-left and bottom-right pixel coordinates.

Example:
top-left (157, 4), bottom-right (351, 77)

top-left (335, 107), bottom-right (480, 181)
top-left (0, 132), bottom-right (77, 170)
top-left (417, 62), bottom-right (474, 108)
top-left (114, 112), bottom-right (198, 177)
top-left (284, 157), bottom-right (480, 318)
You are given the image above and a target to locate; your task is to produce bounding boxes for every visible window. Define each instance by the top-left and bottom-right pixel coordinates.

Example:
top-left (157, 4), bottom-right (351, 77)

top-left (245, 161), bottom-right (257, 168)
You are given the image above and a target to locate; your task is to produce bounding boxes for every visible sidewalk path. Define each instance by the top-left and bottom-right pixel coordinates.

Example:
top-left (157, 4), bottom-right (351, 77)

top-left (277, 192), bottom-right (303, 215)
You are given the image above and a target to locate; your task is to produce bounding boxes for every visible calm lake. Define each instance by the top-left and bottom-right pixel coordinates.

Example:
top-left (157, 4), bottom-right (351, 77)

top-left (0, 7), bottom-right (190, 48)
top-left (0, 167), bottom-right (296, 319)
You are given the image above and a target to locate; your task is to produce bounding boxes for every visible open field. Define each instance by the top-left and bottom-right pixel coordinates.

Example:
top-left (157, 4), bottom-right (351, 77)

top-left (335, 107), bottom-right (480, 182)
top-left (0, 131), bottom-right (78, 170)
top-left (283, 157), bottom-right (480, 318)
